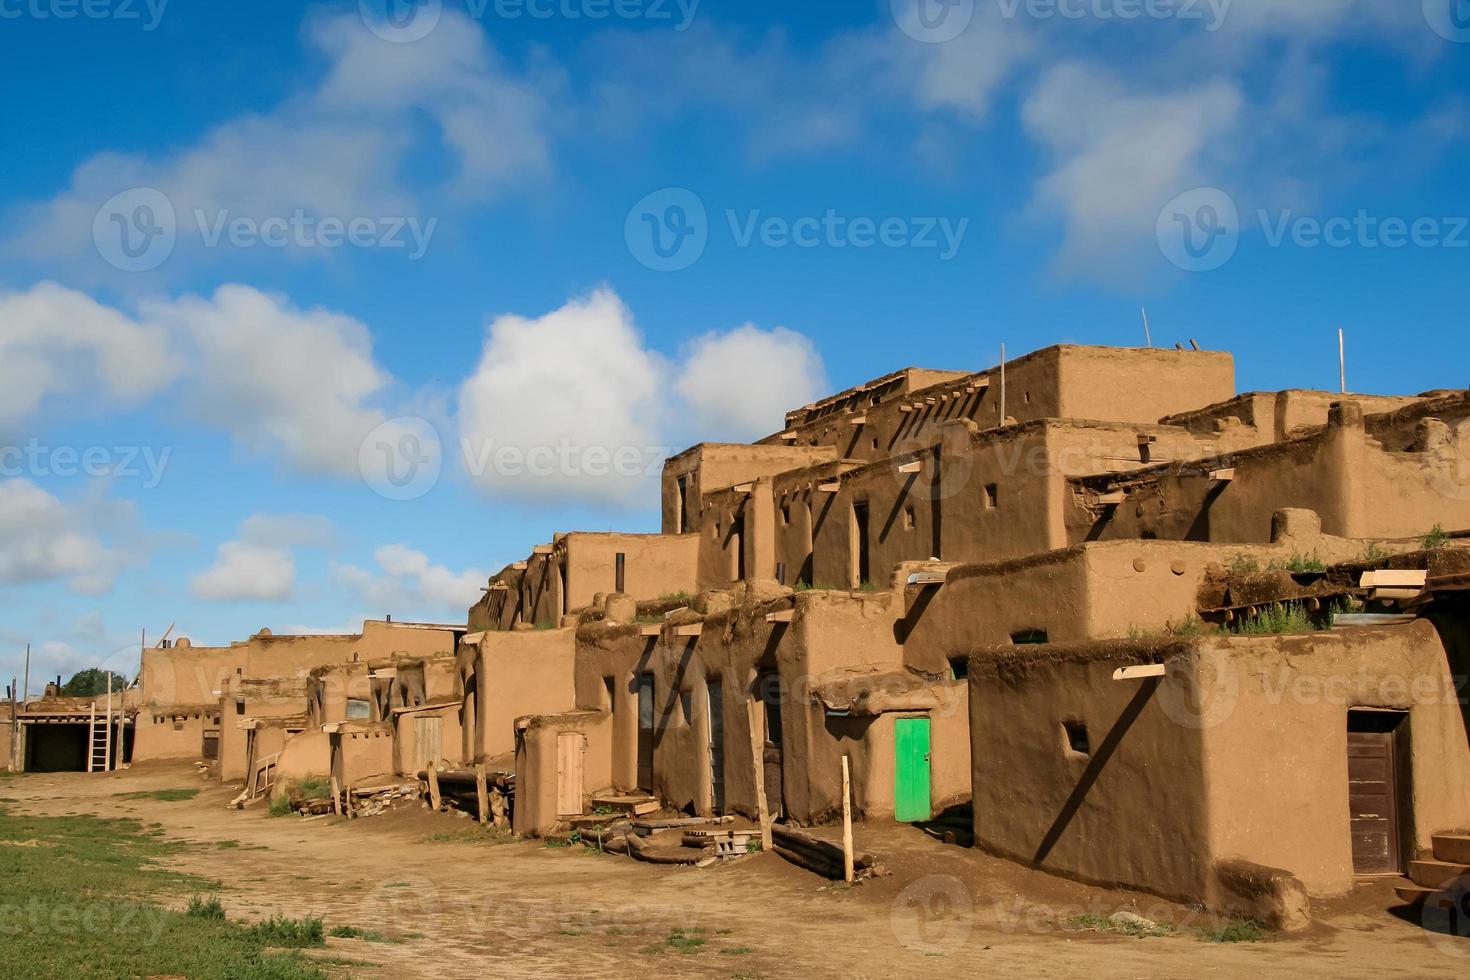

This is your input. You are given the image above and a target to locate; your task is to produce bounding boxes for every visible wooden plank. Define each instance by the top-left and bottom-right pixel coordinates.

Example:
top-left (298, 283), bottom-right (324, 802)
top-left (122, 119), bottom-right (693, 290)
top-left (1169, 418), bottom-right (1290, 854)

top-left (1209, 467), bottom-right (1235, 482)
top-left (817, 483), bottom-right (841, 493)
top-left (897, 461), bottom-right (922, 474)
top-left (906, 570), bottom-right (947, 586)
top-left (330, 775), bottom-right (343, 817)
top-left (747, 699), bottom-right (773, 853)
top-left (765, 609), bottom-right (794, 624)
top-left (674, 624), bottom-right (703, 637)
top-left (637, 624), bottom-right (661, 637)
top-left (1112, 664), bottom-right (1166, 681)
top-left (475, 764), bottom-right (489, 824)
top-left (1097, 491), bottom-right (1127, 506)
top-left (841, 756), bottom-right (854, 884)
top-left (1361, 570), bottom-right (1428, 589)
top-left (426, 762), bottom-right (442, 811)
top-left (1333, 614), bottom-right (1419, 628)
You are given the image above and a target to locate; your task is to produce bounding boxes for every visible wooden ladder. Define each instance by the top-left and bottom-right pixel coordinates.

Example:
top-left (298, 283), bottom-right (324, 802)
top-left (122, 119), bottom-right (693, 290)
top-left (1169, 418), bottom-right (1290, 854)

top-left (253, 752), bottom-right (280, 800)
top-left (86, 703), bottom-right (111, 773)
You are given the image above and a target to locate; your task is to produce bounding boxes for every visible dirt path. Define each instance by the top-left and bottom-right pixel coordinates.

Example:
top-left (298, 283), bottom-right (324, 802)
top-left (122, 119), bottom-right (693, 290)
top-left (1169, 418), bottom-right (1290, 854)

top-left (4, 764), bottom-right (1465, 978)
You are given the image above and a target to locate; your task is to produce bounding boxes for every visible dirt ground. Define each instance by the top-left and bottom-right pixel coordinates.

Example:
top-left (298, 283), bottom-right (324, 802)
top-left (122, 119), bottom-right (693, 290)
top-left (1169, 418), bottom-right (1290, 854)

top-left (4, 763), bottom-right (1465, 978)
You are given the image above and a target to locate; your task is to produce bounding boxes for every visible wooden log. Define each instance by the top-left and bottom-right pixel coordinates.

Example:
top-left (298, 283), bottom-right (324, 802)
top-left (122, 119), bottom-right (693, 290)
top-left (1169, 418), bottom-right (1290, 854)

top-left (426, 763), bottom-right (442, 811)
top-left (772, 826), bottom-right (875, 868)
top-left (329, 775), bottom-right (342, 817)
top-left (841, 756), bottom-right (854, 884)
top-left (773, 844), bottom-right (842, 879)
top-left (633, 815), bottom-right (734, 832)
top-left (747, 700), bottom-right (773, 853)
top-left (626, 830), bottom-right (708, 865)
top-left (475, 764), bottom-right (489, 825)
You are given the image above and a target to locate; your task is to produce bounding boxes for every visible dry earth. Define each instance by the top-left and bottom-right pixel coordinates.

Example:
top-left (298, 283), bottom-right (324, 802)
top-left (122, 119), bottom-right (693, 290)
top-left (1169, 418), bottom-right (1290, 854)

top-left (4, 762), bottom-right (1466, 978)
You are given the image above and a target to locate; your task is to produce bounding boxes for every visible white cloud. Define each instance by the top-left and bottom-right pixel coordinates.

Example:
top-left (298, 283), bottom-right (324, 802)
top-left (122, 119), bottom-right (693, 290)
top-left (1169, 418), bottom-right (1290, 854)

top-left (0, 479), bottom-right (126, 594)
top-left (333, 545), bottom-right (487, 616)
top-left (6, 10), bottom-right (552, 275)
top-left (457, 288), bottom-right (668, 502)
top-left (0, 282), bottom-right (178, 432)
top-left (676, 324), bottom-right (826, 439)
top-left (1022, 62), bottom-right (1243, 276)
top-left (144, 285), bottom-right (396, 476)
top-left (190, 512), bottom-right (339, 603)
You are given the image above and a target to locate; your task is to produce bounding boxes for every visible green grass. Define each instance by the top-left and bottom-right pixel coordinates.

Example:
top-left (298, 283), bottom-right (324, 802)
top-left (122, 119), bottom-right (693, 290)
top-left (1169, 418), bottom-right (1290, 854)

top-left (1360, 541), bottom-right (1391, 563)
top-left (1228, 554), bottom-right (1261, 576)
top-left (1067, 913), bottom-right (1174, 938)
top-left (1200, 917), bottom-right (1270, 943)
top-left (721, 945), bottom-right (755, 955)
top-left (291, 776), bottom-right (331, 801)
top-left (0, 804), bottom-right (326, 978)
top-left (1268, 553), bottom-right (1327, 573)
top-left (1231, 602), bottom-right (1313, 636)
top-left (114, 788), bottom-right (200, 803)
top-left (658, 591), bottom-right (693, 604)
top-left (327, 925), bottom-right (393, 943)
top-left (245, 915), bottom-right (325, 948)
top-left (187, 895), bottom-right (226, 920)
top-left (1423, 524), bottom-right (1451, 550)
top-left (427, 826), bottom-right (517, 846)
top-left (267, 795), bottom-right (293, 818)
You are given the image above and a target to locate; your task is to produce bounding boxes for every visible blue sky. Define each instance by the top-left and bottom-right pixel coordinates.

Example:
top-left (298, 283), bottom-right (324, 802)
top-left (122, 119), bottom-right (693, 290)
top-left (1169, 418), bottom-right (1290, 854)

top-left (1, 0), bottom-right (1468, 688)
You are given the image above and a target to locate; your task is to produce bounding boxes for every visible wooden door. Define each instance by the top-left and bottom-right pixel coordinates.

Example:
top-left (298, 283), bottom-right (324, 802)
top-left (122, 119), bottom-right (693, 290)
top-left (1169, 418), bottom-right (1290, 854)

top-left (557, 733), bottom-right (584, 816)
top-left (1348, 712), bottom-right (1405, 875)
top-left (414, 716), bottom-right (442, 774)
top-left (707, 680), bottom-right (725, 814)
top-left (758, 672), bottom-right (784, 818)
top-left (894, 717), bottom-right (932, 823)
top-left (637, 674), bottom-right (655, 793)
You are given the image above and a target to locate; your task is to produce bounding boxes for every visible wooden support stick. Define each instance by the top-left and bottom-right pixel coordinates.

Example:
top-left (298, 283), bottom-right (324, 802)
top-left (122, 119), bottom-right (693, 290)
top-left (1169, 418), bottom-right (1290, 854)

top-left (475, 764), bottom-right (489, 824)
top-left (841, 755), bottom-right (854, 884)
top-left (426, 762), bottom-right (442, 811)
top-left (330, 775), bottom-right (343, 817)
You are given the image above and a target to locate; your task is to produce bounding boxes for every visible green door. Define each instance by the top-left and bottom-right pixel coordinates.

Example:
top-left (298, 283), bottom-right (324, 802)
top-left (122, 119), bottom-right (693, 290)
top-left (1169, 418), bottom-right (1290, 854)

top-left (894, 717), bottom-right (931, 822)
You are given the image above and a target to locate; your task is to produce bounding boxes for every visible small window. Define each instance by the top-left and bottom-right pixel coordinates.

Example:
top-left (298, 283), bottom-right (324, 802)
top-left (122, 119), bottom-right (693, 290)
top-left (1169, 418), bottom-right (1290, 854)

top-left (1023, 391), bottom-right (1031, 405)
top-left (948, 657), bottom-right (968, 681)
top-left (903, 505), bottom-right (916, 531)
top-left (1011, 629), bottom-right (1049, 645)
top-left (172, 720), bottom-right (184, 731)
top-left (781, 502), bottom-right (791, 525)
top-left (1062, 720), bottom-right (1090, 757)
top-left (985, 484), bottom-right (999, 509)
top-left (871, 438), bottom-right (879, 450)
top-left (346, 698), bottom-right (372, 719)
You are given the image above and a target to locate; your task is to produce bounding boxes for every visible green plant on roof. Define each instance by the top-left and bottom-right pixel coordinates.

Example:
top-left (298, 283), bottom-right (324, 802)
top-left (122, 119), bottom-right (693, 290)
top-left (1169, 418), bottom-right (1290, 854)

top-left (1231, 602), bottom-right (1312, 636)
top-left (1423, 524), bottom-right (1451, 550)
top-left (1228, 554), bottom-right (1260, 576)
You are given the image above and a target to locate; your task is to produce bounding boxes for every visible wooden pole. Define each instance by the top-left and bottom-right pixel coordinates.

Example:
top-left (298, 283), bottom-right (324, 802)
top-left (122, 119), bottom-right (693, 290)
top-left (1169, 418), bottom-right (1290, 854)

top-left (330, 774), bottom-right (343, 817)
top-left (21, 644), bottom-right (29, 705)
top-left (840, 755), bottom-right (854, 883)
top-left (1141, 307), bottom-right (1153, 348)
top-left (426, 761), bottom-right (442, 811)
top-left (999, 343), bottom-right (1007, 424)
top-left (87, 702), bottom-right (96, 773)
top-left (1338, 328), bottom-right (1346, 394)
top-left (104, 674), bottom-right (113, 772)
top-left (746, 699), bottom-right (773, 853)
top-left (475, 763), bottom-right (490, 824)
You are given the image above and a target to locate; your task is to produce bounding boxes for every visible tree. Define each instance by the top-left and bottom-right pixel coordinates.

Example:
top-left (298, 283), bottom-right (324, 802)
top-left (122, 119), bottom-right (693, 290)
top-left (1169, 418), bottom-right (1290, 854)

top-left (60, 669), bottom-right (126, 698)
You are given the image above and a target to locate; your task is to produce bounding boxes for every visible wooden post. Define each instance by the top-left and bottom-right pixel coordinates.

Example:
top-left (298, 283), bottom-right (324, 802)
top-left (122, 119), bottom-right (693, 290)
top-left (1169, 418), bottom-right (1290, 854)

top-left (87, 702), bottom-right (96, 773)
top-left (1338, 328), bottom-right (1346, 394)
top-left (999, 343), bottom-right (1007, 423)
top-left (330, 774), bottom-right (343, 817)
top-left (475, 763), bottom-right (489, 824)
top-left (746, 699), bottom-right (773, 853)
top-left (840, 755), bottom-right (854, 884)
top-left (426, 762), bottom-right (442, 811)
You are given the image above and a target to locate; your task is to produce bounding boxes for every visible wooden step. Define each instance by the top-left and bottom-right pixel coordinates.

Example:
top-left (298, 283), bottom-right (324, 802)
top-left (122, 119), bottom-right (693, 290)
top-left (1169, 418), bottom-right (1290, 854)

top-left (1432, 833), bottom-right (1470, 865)
top-left (1409, 859), bottom-right (1470, 889)
top-left (590, 794), bottom-right (660, 816)
top-left (1394, 882), bottom-right (1440, 906)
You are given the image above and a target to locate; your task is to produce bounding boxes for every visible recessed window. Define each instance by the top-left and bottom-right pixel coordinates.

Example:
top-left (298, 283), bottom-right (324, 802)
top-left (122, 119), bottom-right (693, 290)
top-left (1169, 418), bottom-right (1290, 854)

top-left (1023, 392), bottom-right (1031, 405)
top-left (984, 484), bottom-right (999, 509)
top-left (1062, 720), bottom-right (1090, 757)
top-left (346, 698), bottom-right (372, 719)
top-left (781, 502), bottom-right (791, 525)
top-left (872, 438), bottom-right (880, 450)
top-left (903, 505), bottom-right (916, 530)
top-left (1011, 629), bottom-right (1049, 645)
top-left (948, 657), bottom-right (969, 681)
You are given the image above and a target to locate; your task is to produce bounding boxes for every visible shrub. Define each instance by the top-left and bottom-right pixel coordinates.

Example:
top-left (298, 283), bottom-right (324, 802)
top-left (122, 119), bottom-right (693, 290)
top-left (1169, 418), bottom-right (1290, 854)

top-left (185, 895), bottom-right (225, 920)
top-left (246, 915), bottom-right (325, 948)
top-left (1232, 602), bottom-right (1312, 636)
top-left (1423, 524), bottom-right (1451, 549)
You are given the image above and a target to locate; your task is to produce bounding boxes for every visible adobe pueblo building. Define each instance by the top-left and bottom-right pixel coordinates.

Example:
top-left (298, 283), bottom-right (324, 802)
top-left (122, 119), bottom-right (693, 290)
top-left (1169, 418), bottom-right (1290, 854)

top-left (41, 342), bottom-right (1470, 931)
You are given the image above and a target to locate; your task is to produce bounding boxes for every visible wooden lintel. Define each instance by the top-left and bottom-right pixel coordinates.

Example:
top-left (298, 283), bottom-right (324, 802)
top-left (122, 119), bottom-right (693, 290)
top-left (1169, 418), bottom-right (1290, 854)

top-left (674, 624), bottom-right (703, 637)
top-left (1112, 664), bottom-right (1166, 681)
top-left (532, 545), bottom-right (553, 555)
top-left (779, 433), bottom-right (798, 442)
top-left (817, 482), bottom-right (841, 493)
top-left (897, 461), bottom-right (922, 474)
top-left (765, 609), bottom-right (795, 624)
top-left (511, 561), bottom-right (527, 571)
top-left (906, 571), bottom-right (947, 586)
top-left (899, 405), bottom-right (914, 413)
top-left (1209, 468), bottom-right (1236, 483)
top-left (732, 483), bottom-right (754, 494)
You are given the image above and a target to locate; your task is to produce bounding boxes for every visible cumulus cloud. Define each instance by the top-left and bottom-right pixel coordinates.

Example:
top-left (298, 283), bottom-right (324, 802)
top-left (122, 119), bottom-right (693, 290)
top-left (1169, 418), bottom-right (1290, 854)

top-left (0, 479), bottom-right (127, 594)
top-left (0, 282), bottom-right (179, 432)
top-left (333, 545), bottom-right (487, 617)
top-left (190, 512), bottom-right (339, 602)
top-left (6, 10), bottom-right (552, 276)
top-left (676, 324), bottom-right (826, 439)
top-left (144, 285), bottom-right (397, 476)
top-left (1022, 62), bottom-right (1243, 277)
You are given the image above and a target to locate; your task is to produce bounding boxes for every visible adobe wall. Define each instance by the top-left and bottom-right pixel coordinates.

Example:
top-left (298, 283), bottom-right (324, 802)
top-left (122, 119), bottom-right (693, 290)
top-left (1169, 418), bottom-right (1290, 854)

top-left (469, 628), bottom-right (577, 763)
top-left (219, 694), bottom-right (306, 782)
top-left (133, 707), bottom-right (219, 762)
top-left (276, 730), bottom-right (331, 788)
top-left (357, 621), bottom-right (461, 660)
top-left (139, 641), bottom-right (244, 711)
top-left (393, 704), bottom-right (464, 775)
top-left (560, 532), bottom-right (699, 610)
top-left (243, 633), bottom-right (361, 680)
top-left (1054, 346), bottom-right (1235, 425)
top-left (331, 724), bottom-right (396, 788)
top-left (1198, 623), bottom-right (1470, 898)
top-left (519, 554), bottom-right (564, 629)
top-left (513, 711), bottom-right (613, 837)
top-left (662, 444), bottom-right (837, 535)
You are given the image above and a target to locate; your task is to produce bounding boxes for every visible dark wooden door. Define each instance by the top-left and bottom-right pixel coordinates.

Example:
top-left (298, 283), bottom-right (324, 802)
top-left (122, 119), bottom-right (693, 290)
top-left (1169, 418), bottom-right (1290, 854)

top-left (758, 672), bottom-right (784, 818)
top-left (707, 680), bottom-right (725, 814)
top-left (1348, 715), bottom-right (1404, 875)
top-left (636, 673), bottom-right (655, 793)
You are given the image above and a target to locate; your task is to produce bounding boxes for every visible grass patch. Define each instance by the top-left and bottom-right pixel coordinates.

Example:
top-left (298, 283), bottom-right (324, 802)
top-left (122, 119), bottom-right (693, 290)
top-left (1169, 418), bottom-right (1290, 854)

top-left (0, 804), bottom-right (326, 978)
top-left (639, 927), bottom-right (709, 955)
top-left (291, 776), bottom-right (331, 801)
top-left (428, 826), bottom-right (517, 846)
top-left (1200, 917), bottom-right (1270, 943)
top-left (1268, 553), bottom-right (1327, 573)
top-left (186, 895), bottom-right (226, 920)
top-left (1231, 602), bottom-right (1313, 636)
top-left (245, 915), bottom-right (325, 948)
top-left (114, 788), bottom-right (200, 802)
top-left (327, 925), bottom-right (393, 943)
top-left (267, 796), bottom-right (293, 818)
top-left (721, 945), bottom-right (755, 955)
top-left (658, 591), bottom-right (693, 604)
top-left (1068, 913), bottom-right (1174, 938)
top-left (1360, 541), bottom-right (1391, 563)
top-left (1228, 554), bottom-right (1261, 576)
top-left (1424, 524), bottom-right (1451, 550)
top-left (217, 839), bottom-right (241, 849)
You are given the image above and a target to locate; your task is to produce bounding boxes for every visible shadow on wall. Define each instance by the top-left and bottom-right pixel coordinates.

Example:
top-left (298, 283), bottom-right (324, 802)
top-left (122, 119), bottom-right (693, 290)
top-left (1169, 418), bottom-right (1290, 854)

top-left (1032, 677), bottom-right (1161, 865)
